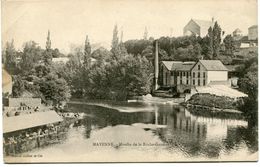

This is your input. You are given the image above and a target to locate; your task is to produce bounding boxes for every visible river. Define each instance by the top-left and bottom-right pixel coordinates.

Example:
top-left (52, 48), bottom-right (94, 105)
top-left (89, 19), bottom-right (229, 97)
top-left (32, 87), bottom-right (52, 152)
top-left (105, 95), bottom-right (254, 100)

top-left (6, 101), bottom-right (258, 162)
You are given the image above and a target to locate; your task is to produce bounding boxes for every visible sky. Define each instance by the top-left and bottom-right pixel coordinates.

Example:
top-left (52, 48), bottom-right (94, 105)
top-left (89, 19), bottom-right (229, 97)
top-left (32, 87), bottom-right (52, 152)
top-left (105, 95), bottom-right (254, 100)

top-left (2, 0), bottom-right (258, 53)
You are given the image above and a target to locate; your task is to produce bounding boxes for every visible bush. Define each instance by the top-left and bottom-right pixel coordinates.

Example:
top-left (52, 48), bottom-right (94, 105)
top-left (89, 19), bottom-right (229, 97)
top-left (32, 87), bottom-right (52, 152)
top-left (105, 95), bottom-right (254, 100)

top-left (187, 93), bottom-right (242, 110)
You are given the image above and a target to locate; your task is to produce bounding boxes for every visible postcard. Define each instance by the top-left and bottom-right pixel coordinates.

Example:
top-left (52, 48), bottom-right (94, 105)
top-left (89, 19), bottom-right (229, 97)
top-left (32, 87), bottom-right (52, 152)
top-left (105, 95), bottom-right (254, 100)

top-left (1, 0), bottom-right (258, 163)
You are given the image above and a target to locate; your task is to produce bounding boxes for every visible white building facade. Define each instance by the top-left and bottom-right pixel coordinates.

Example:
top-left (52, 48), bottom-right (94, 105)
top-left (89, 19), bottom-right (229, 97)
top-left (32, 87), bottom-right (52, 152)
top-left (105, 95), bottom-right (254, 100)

top-left (183, 19), bottom-right (215, 37)
top-left (248, 25), bottom-right (258, 40)
top-left (160, 60), bottom-right (228, 91)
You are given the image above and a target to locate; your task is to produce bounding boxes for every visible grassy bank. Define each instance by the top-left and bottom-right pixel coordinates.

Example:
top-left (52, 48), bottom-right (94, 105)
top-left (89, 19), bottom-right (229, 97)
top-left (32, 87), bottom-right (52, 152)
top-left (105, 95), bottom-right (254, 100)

top-left (184, 93), bottom-right (243, 110)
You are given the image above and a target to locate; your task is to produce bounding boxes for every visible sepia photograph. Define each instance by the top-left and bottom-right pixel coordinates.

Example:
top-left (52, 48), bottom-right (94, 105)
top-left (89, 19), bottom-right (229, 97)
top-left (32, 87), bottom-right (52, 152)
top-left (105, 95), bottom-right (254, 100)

top-left (1, 0), bottom-right (258, 163)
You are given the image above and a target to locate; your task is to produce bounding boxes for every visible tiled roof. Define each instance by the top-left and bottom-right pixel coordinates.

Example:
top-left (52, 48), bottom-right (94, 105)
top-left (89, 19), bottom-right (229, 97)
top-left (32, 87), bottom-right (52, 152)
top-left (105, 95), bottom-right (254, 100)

top-left (52, 57), bottom-right (69, 63)
top-left (161, 61), bottom-right (180, 70)
top-left (3, 111), bottom-right (63, 133)
top-left (199, 60), bottom-right (228, 71)
top-left (249, 25), bottom-right (258, 29)
top-left (161, 61), bottom-right (195, 71)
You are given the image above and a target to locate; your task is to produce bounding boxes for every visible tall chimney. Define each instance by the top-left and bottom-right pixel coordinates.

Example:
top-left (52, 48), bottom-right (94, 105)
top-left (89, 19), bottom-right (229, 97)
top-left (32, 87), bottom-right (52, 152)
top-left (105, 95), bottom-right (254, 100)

top-left (154, 40), bottom-right (159, 90)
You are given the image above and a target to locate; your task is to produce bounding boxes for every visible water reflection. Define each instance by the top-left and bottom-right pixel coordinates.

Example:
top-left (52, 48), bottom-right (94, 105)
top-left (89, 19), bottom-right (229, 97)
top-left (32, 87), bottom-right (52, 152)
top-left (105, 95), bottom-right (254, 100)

top-left (67, 102), bottom-right (257, 159)
top-left (12, 102), bottom-right (256, 162)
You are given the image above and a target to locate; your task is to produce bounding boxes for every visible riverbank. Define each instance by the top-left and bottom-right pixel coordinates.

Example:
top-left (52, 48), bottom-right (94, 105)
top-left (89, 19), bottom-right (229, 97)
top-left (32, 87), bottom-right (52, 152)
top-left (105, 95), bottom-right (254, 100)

top-left (67, 100), bottom-right (156, 113)
top-left (183, 93), bottom-right (244, 113)
top-left (3, 115), bottom-right (83, 157)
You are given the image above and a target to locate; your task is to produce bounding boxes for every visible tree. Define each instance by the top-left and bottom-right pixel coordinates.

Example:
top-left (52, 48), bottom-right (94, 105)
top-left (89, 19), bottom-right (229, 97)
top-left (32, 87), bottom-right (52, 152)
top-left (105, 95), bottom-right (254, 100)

top-left (223, 35), bottom-right (235, 56)
top-left (143, 27), bottom-right (148, 40)
top-left (124, 39), bottom-right (152, 56)
top-left (35, 73), bottom-right (71, 106)
top-left (12, 75), bottom-right (25, 97)
top-left (84, 35), bottom-right (91, 64)
top-left (212, 22), bottom-right (222, 59)
top-left (111, 24), bottom-right (119, 56)
top-left (46, 30), bottom-right (51, 50)
top-left (142, 45), bottom-right (154, 61)
top-left (3, 40), bottom-right (19, 74)
top-left (44, 30), bottom-right (52, 65)
top-left (52, 48), bottom-right (63, 58)
top-left (120, 30), bottom-right (124, 43)
top-left (238, 62), bottom-right (258, 99)
top-left (237, 58), bottom-right (258, 126)
top-left (20, 41), bottom-right (43, 75)
top-left (207, 27), bottom-right (214, 59)
top-left (193, 43), bottom-right (202, 59)
top-left (91, 47), bottom-right (112, 62)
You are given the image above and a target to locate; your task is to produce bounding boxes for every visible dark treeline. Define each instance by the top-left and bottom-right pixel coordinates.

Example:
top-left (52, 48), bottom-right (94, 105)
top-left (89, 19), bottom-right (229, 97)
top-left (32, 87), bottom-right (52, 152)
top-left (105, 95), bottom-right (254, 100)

top-left (2, 26), bottom-right (153, 105)
top-left (124, 22), bottom-right (256, 65)
top-left (2, 23), bottom-right (258, 119)
top-left (2, 39), bottom-right (70, 107)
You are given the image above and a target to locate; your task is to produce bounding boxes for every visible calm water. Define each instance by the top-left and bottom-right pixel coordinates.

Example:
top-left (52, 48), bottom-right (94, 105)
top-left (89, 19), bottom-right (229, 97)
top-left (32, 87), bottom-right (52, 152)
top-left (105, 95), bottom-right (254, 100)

top-left (12, 101), bottom-right (258, 162)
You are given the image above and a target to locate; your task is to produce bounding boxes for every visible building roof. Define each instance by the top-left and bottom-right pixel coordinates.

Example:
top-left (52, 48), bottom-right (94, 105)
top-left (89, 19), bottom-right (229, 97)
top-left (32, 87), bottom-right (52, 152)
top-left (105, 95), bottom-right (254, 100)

top-left (198, 60), bottom-right (228, 71)
top-left (161, 61), bottom-right (180, 70)
top-left (3, 111), bottom-right (63, 133)
top-left (196, 85), bottom-right (248, 98)
top-left (161, 61), bottom-right (196, 71)
top-left (249, 25), bottom-right (258, 29)
top-left (193, 19), bottom-right (213, 30)
top-left (233, 28), bottom-right (242, 33)
top-left (52, 57), bottom-right (69, 64)
top-left (171, 62), bottom-right (196, 71)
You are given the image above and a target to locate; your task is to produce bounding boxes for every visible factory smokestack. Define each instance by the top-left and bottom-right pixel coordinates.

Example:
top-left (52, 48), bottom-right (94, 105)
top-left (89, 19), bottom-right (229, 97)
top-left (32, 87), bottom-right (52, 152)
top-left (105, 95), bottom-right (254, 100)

top-left (154, 40), bottom-right (159, 90)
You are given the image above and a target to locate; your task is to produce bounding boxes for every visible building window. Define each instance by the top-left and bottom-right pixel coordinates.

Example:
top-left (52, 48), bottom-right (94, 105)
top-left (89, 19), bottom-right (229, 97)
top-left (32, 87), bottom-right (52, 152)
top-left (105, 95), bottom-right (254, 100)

top-left (193, 79), bottom-right (195, 85)
top-left (193, 72), bottom-right (195, 78)
top-left (186, 79), bottom-right (189, 85)
top-left (171, 71), bottom-right (174, 76)
top-left (203, 72), bottom-right (206, 78)
top-left (198, 79), bottom-right (200, 86)
top-left (180, 79), bottom-right (182, 84)
top-left (183, 72), bottom-right (186, 76)
top-left (198, 65), bottom-right (200, 70)
top-left (198, 72), bottom-right (200, 78)
top-left (203, 79), bottom-right (206, 86)
top-left (180, 72), bottom-right (182, 77)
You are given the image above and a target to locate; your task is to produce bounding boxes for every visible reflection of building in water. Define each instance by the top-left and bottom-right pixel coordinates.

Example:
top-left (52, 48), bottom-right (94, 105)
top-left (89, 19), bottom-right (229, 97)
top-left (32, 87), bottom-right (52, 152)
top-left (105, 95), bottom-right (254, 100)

top-left (154, 106), bottom-right (249, 157)
top-left (188, 111), bottom-right (248, 141)
top-left (156, 107), bottom-right (207, 140)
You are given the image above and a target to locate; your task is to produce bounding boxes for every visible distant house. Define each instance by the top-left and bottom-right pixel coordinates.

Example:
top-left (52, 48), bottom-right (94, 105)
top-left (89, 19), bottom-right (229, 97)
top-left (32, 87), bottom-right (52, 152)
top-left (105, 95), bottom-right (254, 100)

top-left (191, 60), bottom-right (228, 86)
top-left (248, 25), bottom-right (258, 40)
top-left (183, 18), bottom-right (215, 37)
top-left (52, 57), bottom-right (69, 64)
top-left (160, 60), bottom-right (229, 93)
top-left (237, 25), bottom-right (258, 48)
top-left (232, 28), bottom-right (243, 41)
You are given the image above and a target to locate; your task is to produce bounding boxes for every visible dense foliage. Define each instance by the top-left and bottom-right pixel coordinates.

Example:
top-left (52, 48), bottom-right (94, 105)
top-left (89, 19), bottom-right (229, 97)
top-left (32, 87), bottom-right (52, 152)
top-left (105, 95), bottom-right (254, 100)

top-left (237, 57), bottom-right (258, 126)
top-left (2, 37), bottom-right (69, 107)
top-left (186, 93), bottom-right (242, 110)
top-left (124, 22), bottom-right (225, 62)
